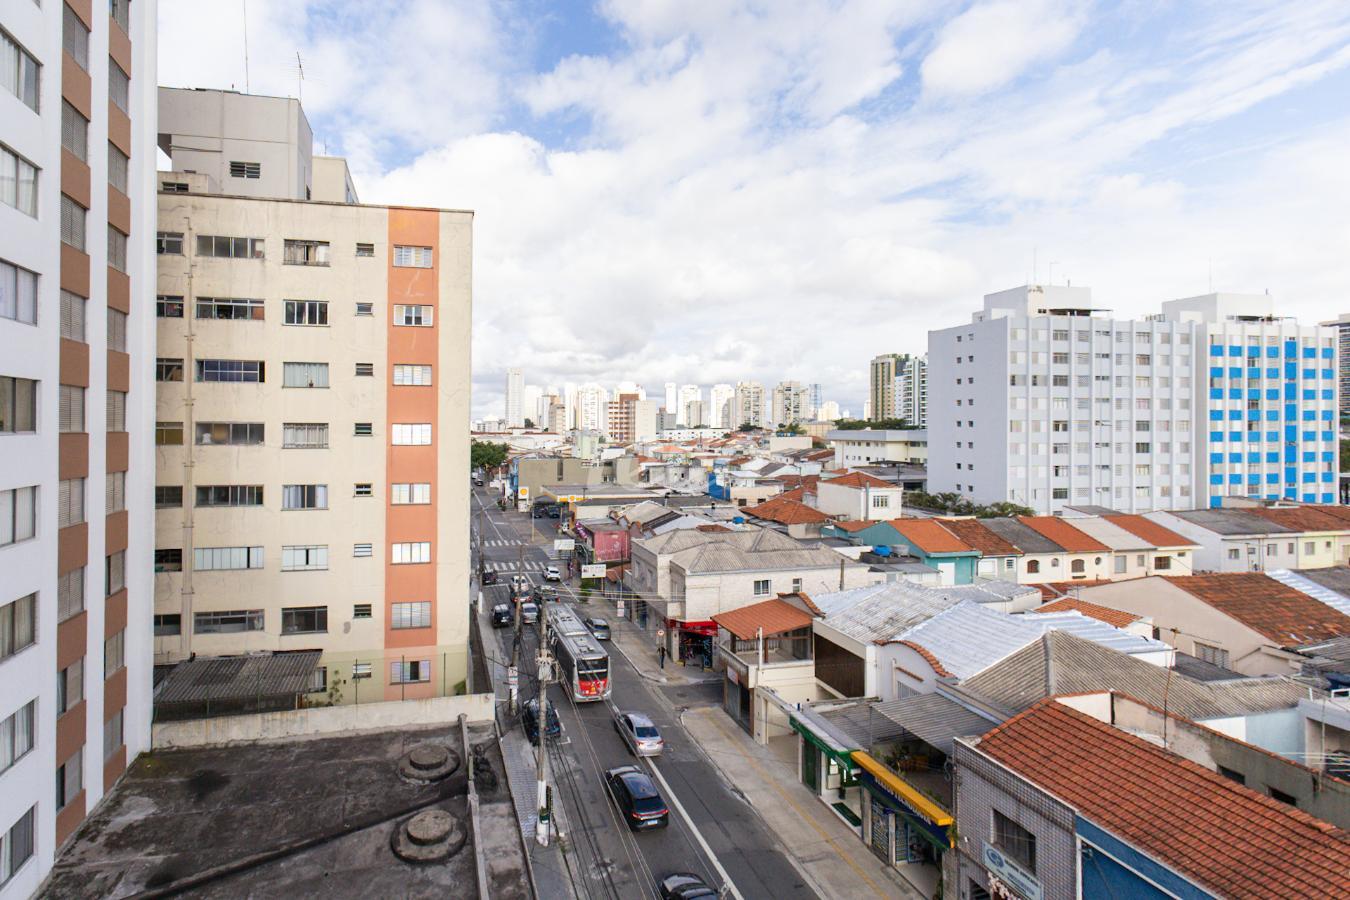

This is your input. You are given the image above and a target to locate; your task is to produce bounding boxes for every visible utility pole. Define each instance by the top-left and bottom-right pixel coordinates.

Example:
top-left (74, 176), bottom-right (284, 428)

top-left (535, 600), bottom-right (554, 846)
top-left (508, 543), bottom-right (525, 715)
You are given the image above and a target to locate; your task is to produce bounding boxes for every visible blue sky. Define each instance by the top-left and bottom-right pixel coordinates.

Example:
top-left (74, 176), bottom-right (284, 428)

top-left (159, 1), bottom-right (1350, 419)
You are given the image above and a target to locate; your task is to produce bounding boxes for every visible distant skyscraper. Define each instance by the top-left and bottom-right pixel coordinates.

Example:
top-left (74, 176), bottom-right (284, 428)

top-left (709, 384), bottom-right (735, 429)
top-left (772, 381), bottom-right (809, 426)
top-left (893, 355), bottom-right (928, 426)
top-left (819, 400), bottom-right (842, 421)
top-left (676, 384), bottom-right (701, 425)
top-left (869, 353), bottom-right (903, 420)
top-left (807, 383), bottom-right (824, 419)
top-left (734, 381), bottom-right (767, 428)
top-left (574, 383), bottom-right (608, 432)
top-left (664, 382), bottom-right (677, 416)
top-left (522, 384), bottom-right (543, 426)
top-left (505, 368), bottom-right (524, 427)
top-left (1321, 314), bottom-right (1350, 418)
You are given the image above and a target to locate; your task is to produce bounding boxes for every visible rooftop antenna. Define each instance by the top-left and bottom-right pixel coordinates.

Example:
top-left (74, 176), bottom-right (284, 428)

top-left (296, 52), bottom-right (304, 103)
top-left (242, 0), bottom-right (250, 93)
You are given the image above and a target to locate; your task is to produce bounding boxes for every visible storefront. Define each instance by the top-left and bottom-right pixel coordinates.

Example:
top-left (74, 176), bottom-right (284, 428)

top-left (672, 619), bottom-right (716, 668)
top-left (789, 713), bottom-right (863, 829)
top-left (853, 751), bottom-right (952, 875)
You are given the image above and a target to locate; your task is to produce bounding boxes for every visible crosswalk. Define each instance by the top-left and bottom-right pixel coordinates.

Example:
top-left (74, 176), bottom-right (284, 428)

top-left (482, 559), bottom-right (552, 573)
top-left (474, 537), bottom-right (524, 548)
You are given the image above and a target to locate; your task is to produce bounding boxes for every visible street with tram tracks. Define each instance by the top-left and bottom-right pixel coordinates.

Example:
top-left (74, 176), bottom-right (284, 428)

top-left (471, 484), bottom-right (818, 900)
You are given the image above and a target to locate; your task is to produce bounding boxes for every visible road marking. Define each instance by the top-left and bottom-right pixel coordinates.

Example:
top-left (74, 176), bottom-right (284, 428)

top-left (646, 753), bottom-right (746, 900)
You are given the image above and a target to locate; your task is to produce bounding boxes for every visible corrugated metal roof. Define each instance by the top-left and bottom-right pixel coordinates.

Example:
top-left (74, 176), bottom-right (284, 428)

top-left (1267, 568), bottom-right (1350, 619)
top-left (815, 701), bottom-right (910, 747)
top-left (156, 651), bottom-right (322, 704)
top-left (812, 582), bottom-right (963, 643)
top-left (870, 694), bottom-right (1001, 756)
top-left (1167, 508), bottom-right (1299, 535)
top-left (895, 601), bottom-right (1044, 679)
top-left (1018, 609), bottom-right (1173, 658)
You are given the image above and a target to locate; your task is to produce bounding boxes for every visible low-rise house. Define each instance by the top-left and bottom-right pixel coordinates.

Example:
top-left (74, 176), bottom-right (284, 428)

top-left (712, 594), bottom-right (821, 742)
top-left (1147, 506), bottom-right (1350, 572)
top-left (573, 518), bottom-right (631, 567)
top-left (1066, 513), bottom-right (1199, 578)
top-left (742, 495), bottom-right (832, 539)
top-left (812, 471), bottom-right (905, 521)
top-left (940, 517), bottom-right (1023, 580)
top-left (828, 428), bottom-right (928, 467)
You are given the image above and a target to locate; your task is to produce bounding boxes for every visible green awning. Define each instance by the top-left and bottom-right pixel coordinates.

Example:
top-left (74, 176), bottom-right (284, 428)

top-left (791, 715), bottom-right (858, 769)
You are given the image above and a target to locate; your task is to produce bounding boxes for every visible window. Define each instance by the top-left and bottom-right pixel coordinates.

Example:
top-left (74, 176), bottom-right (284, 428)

top-left (61, 102), bottom-right (87, 160)
top-left (108, 59), bottom-right (129, 113)
top-left (58, 478), bottom-right (84, 527)
top-left (281, 606), bottom-right (328, 634)
top-left (1304, 541), bottom-right (1315, 555)
top-left (229, 161), bottom-right (261, 179)
top-left (0, 377), bottom-right (36, 433)
top-left (356, 242), bottom-right (375, 257)
top-left (1153, 556), bottom-right (1171, 571)
top-left (282, 484), bottom-right (327, 510)
top-left (993, 811), bottom-right (1036, 874)
top-left (61, 195), bottom-right (86, 248)
top-left (1, 260), bottom-right (39, 325)
top-left (197, 359), bottom-right (264, 382)
top-left (0, 700), bottom-right (35, 774)
top-left (56, 747), bottom-right (82, 809)
top-left (391, 601), bottom-right (431, 629)
top-left (352, 662), bottom-right (373, 679)
top-left (1114, 555), bottom-right (1128, 574)
top-left (356, 302), bottom-right (374, 316)
top-left (792, 577), bottom-right (803, 593)
top-left (155, 486), bottom-right (182, 508)
top-left (354, 483), bottom-right (372, 497)
top-left (153, 614), bottom-right (182, 636)
top-left (353, 543), bottom-right (373, 557)
top-left (281, 545), bottom-right (328, 571)
top-left (104, 630), bottom-right (124, 678)
top-left (284, 300), bottom-right (328, 325)
top-left (155, 295), bottom-right (183, 318)
top-left (56, 658), bottom-right (83, 714)
top-left (195, 485), bottom-right (263, 507)
top-left (391, 483), bottom-right (431, 505)
top-left (393, 364), bottom-right (432, 385)
top-left (309, 667), bottom-right (327, 693)
top-left (1227, 548), bottom-right (1241, 561)
top-left (394, 304), bottom-right (433, 326)
top-left (1070, 559), bottom-right (1085, 573)
top-left (193, 546), bottom-right (263, 571)
top-left (196, 422), bottom-right (264, 445)
top-left (1217, 765), bottom-right (1245, 785)
top-left (108, 142), bottom-right (128, 193)
top-left (106, 550), bottom-right (124, 594)
top-left (392, 423), bottom-right (432, 445)
top-left (1, 806), bottom-right (35, 888)
top-left (392, 541), bottom-right (431, 564)
top-left (1194, 641), bottom-right (1230, 668)
top-left (0, 592), bottom-right (36, 661)
top-left (283, 240), bottom-right (330, 266)
top-left (753, 579), bottom-right (771, 596)
top-left (155, 421), bottom-right (184, 445)
top-left (354, 422), bottom-right (373, 436)
top-left (156, 231), bottom-right (183, 255)
top-left (107, 223), bottom-right (129, 271)
top-left (107, 307), bottom-right (128, 352)
top-left (393, 245), bottom-right (433, 268)
top-left (1026, 559), bottom-right (1040, 574)
top-left (2, 27), bottom-right (40, 112)
top-left (0, 145), bottom-right (37, 217)
top-left (1268, 786), bottom-right (1297, 806)
top-left (391, 659), bottom-right (432, 683)
top-left (106, 389), bottom-right (126, 431)
top-left (57, 569), bottom-right (84, 621)
top-left (64, 4), bottom-right (89, 71)
top-left (283, 362), bottom-right (329, 388)
top-left (196, 297), bottom-right (264, 320)
top-left (355, 363), bottom-right (374, 377)
top-left (156, 358), bottom-right (184, 382)
top-left (103, 709), bottom-right (123, 761)
top-left (353, 603), bottom-right (372, 618)
top-left (54, 387), bottom-right (79, 432)
top-left (196, 235), bottom-right (265, 259)
top-left (161, 181), bottom-right (188, 193)
top-left (194, 610), bottom-right (264, 633)
top-left (282, 423), bottom-right (329, 449)
top-left (105, 470), bottom-right (125, 514)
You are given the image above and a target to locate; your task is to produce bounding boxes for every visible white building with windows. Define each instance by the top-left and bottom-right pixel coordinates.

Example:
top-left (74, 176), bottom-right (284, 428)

top-left (709, 383), bottom-right (735, 428)
top-left (504, 368), bottom-right (524, 428)
top-left (928, 285), bottom-right (1337, 515)
top-left (676, 383), bottom-right (701, 425)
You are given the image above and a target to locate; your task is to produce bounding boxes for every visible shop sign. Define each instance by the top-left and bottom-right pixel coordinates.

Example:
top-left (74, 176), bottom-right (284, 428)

top-left (982, 843), bottom-right (1042, 900)
top-left (581, 564), bottom-right (607, 578)
top-left (616, 600), bottom-right (626, 617)
top-left (554, 539), bottom-right (575, 552)
top-left (518, 486), bottom-right (530, 500)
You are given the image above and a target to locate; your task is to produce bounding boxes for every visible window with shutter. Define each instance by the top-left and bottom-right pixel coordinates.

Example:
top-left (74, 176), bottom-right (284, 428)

top-left (59, 385), bottom-right (84, 432)
top-left (108, 143), bottom-right (129, 193)
top-left (108, 59), bottom-right (129, 112)
top-left (107, 308), bottom-right (127, 352)
top-left (60, 195), bottom-right (85, 249)
top-left (106, 390), bottom-right (127, 432)
top-left (60, 290), bottom-right (86, 339)
top-left (61, 102), bottom-right (88, 161)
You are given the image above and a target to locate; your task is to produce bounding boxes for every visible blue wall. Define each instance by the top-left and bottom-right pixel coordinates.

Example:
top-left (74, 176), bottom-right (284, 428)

top-left (1078, 819), bottom-right (1214, 900)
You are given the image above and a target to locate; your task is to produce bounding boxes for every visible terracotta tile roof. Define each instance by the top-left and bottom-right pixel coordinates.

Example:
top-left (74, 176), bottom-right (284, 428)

top-left (823, 471), bottom-right (895, 490)
top-left (776, 474), bottom-right (821, 490)
top-left (1035, 579), bottom-right (1116, 601)
top-left (781, 591), bottom-right (823, 615)
top-left (695, 524), bottom-right (732, 533)
top-left (1016, 516), bottom-right (1110, 553)
top-left (978, 698), bottom-right (1350, 900)
top-left (938, 518), bottom-right (1022, 556)
top-left (1310, 504), bottom-right (1350, 526)
top-left (1035, 597), bottom-right (1142, 629)
top-left (888, 519), bottom-right (975, 554)
top-left (1246, 506), bottom-right (1350, 532)
top-left (1163, 573), bottom-right (1350, 646)
top-left (712, 598), bottom-right (815, 640)
top-left (894, 639), bottom-right (954, 677)
top-left (832, 520), bottom-right (875, 533)
top-left (743, 496), bottom-right (830, 526)
top-left (776, 487), bottom-right (807, 502)
top-left (1102, 514), bottom-right (1195, 548)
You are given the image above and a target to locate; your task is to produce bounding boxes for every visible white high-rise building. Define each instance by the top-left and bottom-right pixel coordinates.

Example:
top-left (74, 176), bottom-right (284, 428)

top-left (663, 382), bottom-right (677, 416)
top-left (772, 381), bottom-right (809, 427)
top-left (504, 368), bottom-right (524, 427)
top-left (708, 384), bottom-right (735, 428)
top-left (734, 381), bottom-right (767, 429)
top-left (894, 355), bottom-right (928, 426)
top-left (676, 384), bottom-right (701, 425)
top-left (616, 380), bottom-right (645, 401)
top-left (573, 383), bottom-right (609, 433)
top-left (521, 384), bottom-right (542, 427)
top-left (929, 285), bottom-right (1338, 515)
top-left (819, 400), bottom-right (842, 421)
top-left (562, 382), bottom-right (578, 431)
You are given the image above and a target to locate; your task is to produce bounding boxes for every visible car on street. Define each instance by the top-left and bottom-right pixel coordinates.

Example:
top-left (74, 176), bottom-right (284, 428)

top-left (473, 477), bottom-right (484, 486)
top-left (532, 584), bottom-right (558, 603)
top-left (544, 565), bottom-right (562, 582)
top-left (480, 568), bottom-right (499, 585)
top-left (548, 507), bottom-right (560, 519)
top-left (521, 697), bottom-right (561, 745)
top-left (490, 603), bottom-right (513, 628)
top-left (603, 766), bottom-right (669, 831)
top-left (520, 601), bottom-right (540, 624)
top-left (511, 574), bottom-right (528, 593)
top-left (585, 617), bottom-right (611, 640)
top-left (658, 873), bottom-right (718, 899)
top-left (613, 710), bottom-right (664, 757)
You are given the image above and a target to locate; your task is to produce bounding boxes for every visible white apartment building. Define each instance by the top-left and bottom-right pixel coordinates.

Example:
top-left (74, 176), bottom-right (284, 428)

top-left (893, 354), bottom-right (927, 426)
top-left (153, 89), bottom-right (473, 703)
top-left (806, 383), bottom-right (823, 420)
top-left (504, 367), bottom-right (523, 428)
top-left (676, 383), bottom-right (700, 425)
top-left (929, 285), bottom-right (1338, 515)
top-left (829, 429), bottom-right (928, 467)
top-left (733, 381), bottom-right (766, 429)
top-left (663, 382), bottom-right (677, 417)
top-left (573, 382), bottom-right (608, 432)
top-left (771, 380), bottom-right (808, 427)
top-left (709, 383), bottom-right (734, 428)
top-left (1, 1), bottom-right (157, 891)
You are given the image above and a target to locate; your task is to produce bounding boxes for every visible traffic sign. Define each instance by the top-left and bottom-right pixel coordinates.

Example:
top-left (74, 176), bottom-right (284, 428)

top-left (656, 629), bottom-right (666, 640)
top-left (554, 538), bottom-right (575, 552)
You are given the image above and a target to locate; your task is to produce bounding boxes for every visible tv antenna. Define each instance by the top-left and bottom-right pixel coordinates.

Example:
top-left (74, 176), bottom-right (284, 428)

top-left (242, 0), bottom-right (250, 93)
top-left (296, 52), bottom-right (304, 103)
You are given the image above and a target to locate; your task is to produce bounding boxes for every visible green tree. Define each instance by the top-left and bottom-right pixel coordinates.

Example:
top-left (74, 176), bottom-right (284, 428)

top-left (471, 441), bottom-right (508, 471)
top-left (738, 423), bottom-right (760, 432)
top-left (778, 423), bottom-right (806, 435)
top-left (523, 417), bottom-right (535, 429)
top-left (833, 418), bottom-right (917, 430)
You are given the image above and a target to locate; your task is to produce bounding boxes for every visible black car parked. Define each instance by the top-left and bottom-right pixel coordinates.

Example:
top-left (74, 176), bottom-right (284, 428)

top-left (603, 765), bottom-right (669, 831)
top-left (490, 603), bottom-right (512, 628)
top-left (480, 568), bottom-right (499, 585)
top-left (521, 697), bottom-right (561, 745)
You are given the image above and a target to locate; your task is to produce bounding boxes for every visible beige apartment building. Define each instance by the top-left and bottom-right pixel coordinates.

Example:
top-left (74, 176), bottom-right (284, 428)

top-left (153, 89), bottom-right (473, 703)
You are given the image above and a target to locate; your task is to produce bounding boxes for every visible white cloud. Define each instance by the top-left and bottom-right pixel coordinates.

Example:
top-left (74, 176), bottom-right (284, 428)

top-left (920, 0), bottom-right (1088, 99)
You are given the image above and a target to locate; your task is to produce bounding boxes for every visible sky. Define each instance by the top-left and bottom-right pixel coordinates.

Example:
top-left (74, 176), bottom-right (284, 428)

top-left (158, 0), bottom-right (1350, 419)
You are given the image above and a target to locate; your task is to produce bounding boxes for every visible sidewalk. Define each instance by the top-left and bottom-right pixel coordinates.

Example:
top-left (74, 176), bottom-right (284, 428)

top-left (680, 706), bottom-right (927, 900)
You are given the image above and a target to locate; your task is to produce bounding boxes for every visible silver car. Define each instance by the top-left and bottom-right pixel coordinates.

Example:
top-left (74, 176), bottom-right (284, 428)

top-left (613, 711), bottom-right (664, 757)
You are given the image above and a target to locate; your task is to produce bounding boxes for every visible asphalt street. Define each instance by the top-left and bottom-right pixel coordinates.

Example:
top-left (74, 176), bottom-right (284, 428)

top-left (471, 485), bottom-right (817, 900)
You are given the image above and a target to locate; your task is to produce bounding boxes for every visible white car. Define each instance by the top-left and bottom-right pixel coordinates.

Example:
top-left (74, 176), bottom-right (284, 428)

top-left (511, 574), bottom-right (529, 593)
top-left (544, 566), bottom-right (562, 582)
top-left (613, 711), bottom-right (665, 757)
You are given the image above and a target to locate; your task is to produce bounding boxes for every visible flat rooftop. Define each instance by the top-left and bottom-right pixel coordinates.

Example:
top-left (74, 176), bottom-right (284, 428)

top-left (44, 721), bottom-right (529, 899)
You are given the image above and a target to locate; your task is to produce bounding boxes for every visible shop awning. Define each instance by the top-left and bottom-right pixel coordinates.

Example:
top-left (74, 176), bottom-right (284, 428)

top-left (712, 598), bottom-right (815, 640)
top-left (790, 708), bottom-right (859, 770)
top-left (869, 693), bottom-right (1001, 757)
top-left (852, 751), bottom-right (953, 845)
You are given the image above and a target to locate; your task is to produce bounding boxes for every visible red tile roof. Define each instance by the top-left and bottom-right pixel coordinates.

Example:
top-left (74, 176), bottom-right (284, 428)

top-left (1016, 516), bottom-right (1110, 553)
top-left (1162, 573), bottom-right (1350, 646)
top-left (1035, 579), bottom-right (1117, 601)
top-left (1036, 597), bottom-right (1143, 629)
top-left (893, 640), bottom-right (953, 676)
top-left (1310, 504), bottom-right (1350, 526)
top-left (939, 518), bottom-right (1022, 556)
top-left (743, 496), bottom-right (830, 526)
top-left (823, 471), bottom-right (895, 490)
top-left (776, 487), bottom-right (807, 502)
top-left (1102, 514), bottom-right (1195, 548)
top-left (712, 598), bottom-right (815, 640)
top-left (832, 520), bottom-right (875, 533)
top-left (888, 519), bottom-right (975, 554)
top-left (978, 698), bottom-right (1350, 900)
top-left (696, 524), bottom-right (732, 533)
top-left (1246, 506), bottom-right (1350, 532)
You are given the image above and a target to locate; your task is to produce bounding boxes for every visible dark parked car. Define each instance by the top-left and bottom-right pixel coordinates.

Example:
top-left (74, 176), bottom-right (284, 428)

top-left (548, 507), bottom-right (560, 519)
top-left (603, 765), bottom-right (669, 831)
top-left (659, 873), bottom-right (718, 899)
top-left (490, 603), bottom-right (512, 628)
top-left (521, 698), bottom-right (560, 745)
top-left (585, 617), bottom-right (611, 640)
top-left (480, 568), bottom-right (499, 585)
top-left (520, 601), bottom-right (540, 624)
